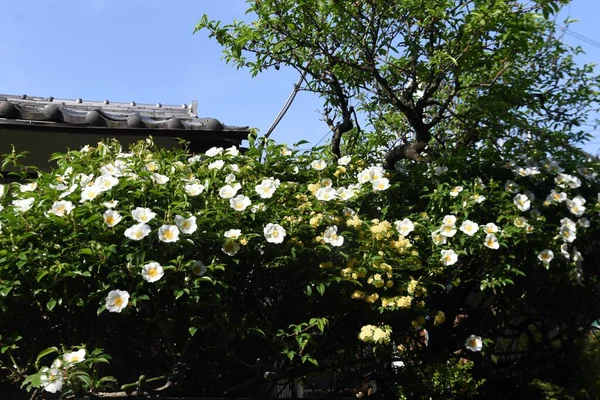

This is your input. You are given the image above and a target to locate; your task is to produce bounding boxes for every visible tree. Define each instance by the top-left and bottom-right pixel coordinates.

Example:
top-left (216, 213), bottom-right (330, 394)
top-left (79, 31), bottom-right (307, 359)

top-left (196, 0), bottom-right (598, 166)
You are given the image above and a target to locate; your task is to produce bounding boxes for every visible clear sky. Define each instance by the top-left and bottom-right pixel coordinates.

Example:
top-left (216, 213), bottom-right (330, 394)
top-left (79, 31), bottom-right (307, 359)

top-left (0, 0), bottom-right (598, 153)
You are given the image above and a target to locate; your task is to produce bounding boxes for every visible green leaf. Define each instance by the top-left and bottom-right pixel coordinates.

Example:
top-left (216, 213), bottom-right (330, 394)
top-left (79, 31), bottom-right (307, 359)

top-left (46, 299), bottom-right (57, 311)
top-left (189, 327), bottom-right (198, 337)
top-left (304, 285), bottom-right (313, 296)
top-left (36, 347), bottom-right (59, 363)
top-left (316, 283), bottom-right (325, 296)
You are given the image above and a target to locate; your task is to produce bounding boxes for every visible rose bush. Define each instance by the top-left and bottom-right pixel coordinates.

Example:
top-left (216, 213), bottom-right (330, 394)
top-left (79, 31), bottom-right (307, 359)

top-left (0, 134), bottom-right (598, 398)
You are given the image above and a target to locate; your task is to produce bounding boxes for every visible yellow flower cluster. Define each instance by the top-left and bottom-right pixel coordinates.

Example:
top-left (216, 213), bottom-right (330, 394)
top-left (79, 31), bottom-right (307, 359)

top-left (307, 183), bottom-right (321, 195)
top-left (381, 295), bottom-right (413, 309)
top-left (390, 237), bottom-right (412, 254)
top-left (309, 213), bottom-right (323, 228)
top-left (334, 166), bottom-right (347, 177)
top-left (351, 290), bottom-right (379, 303)
top-left (370, 219), bottom-right (393, 240)
top-left (433, 311), bottom-right (446, 326)
top-left (358, 324), bottom-right (392, 344)
top-left (347, 215), bottom-right (363, 228)
top-left (407, 279), bottom-right (427, 297)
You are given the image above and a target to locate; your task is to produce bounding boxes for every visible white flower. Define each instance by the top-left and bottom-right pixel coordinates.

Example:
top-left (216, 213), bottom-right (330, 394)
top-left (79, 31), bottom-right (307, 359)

top-left (513, 194), bottom-right (531, 211)
top-left (124, 223), bottom-right (151, 240)
top-left (578, 218), bottom-right (590, 228)
top-left (431, 230), bottom-right (447, 245)
top-left (280, 146), bottom-right (292, 156)
top-left (40, 367), bottom-right (63, 393)
top-left (151, 173), bottom-right (170, 185)
top-left (58, 184), bottom-right (78, 199)
top-left (471, 194), bottom-right (486, 203)
top-left (78, 173), bottom-right (94, 188)
top-left (225, 146), bottom-right (239, 156)
top-left (555, 173), bottom-right (581, 189)
top-left (188, 154), bottom-right (203, 164)
top-left (219, 184), bottom-right (240, 199)
top-left (264, 223), bottom-right (286, 244)
top-left (19, 182), bottom-right (37, 192)
top-left (142, 262), bottom-right (165, 283)
top-left (106, 289), bottom-right (130, 313)
top-left (459, 220), bottom-right (479, 236)
top-left (442, 215), bottom-right (457, 226)
top-left (465, 335), bottom-right (483, 352)
top-left (434, 165), bottom-right (448, 175)
top-left (205, 146), bottom-right (224, 157)
top-left (175, 215), bottom-right (197, 234)
top-left (338, 155), bottom-right (351, 166)
top-left (12, 197), bottom-right (35, 212)
top-left (311, 159), bottom-right (327, 171)
top-left (560, 243), bottom-right (570, 259)
top-left (224, 229), bottom-right (242, 239)
top-left (547, 190), bottom-right (567, 203)
top-left (395, 218), bottom-right (415, 237)
top-left (145, 161), bottom-right (158, 172)
top-left (504, 181), bottom-right (519, 194)
top-left (255, 179), bottom-right (277, 198)
top-left (559, 226), bottom-right (576, 243)
top-left (449, 186), bottom-right (463, 197)
top-left (483, 223), bottom-right (499, 234)
top-left (560, 217), bottom-right (577, 231)
top-left (484, 234), bottom-right (499, 249)
top-left (358, 165), bottom-right (385, 183)
top-left (208, 160), bottom-right (225, 170)
top-left (131, 207), bottom-right (156, 223)
top-left (225, 173), bottom-right (236, 183)
top-left (566, 197), bottom-right (586, 217)
top-left (100, 162), bottom-right (125, 177)
top-left (337, 187), bottom-right (356, 201)
top-left (439, 224), bottom-right (457, 238)
top-left (372, 178), bottom-right (390, 191)
top-left (230, 195), bottom-right (251, 212)
top-left (441, 249), bottom-right (458, 266)
top-left (323, 226), bottom-right (344, 247)
top-left (185, 183), bottom-right (205, 196)
top-left (158, 225), bottom-right (180, 243)
top-left (49, 200), bottom-right (75, 217)
top-left (64, 349), bottom-right (86, 364)
top-left (538, 249), bottom-right (554, 265)
top-left (514, 216), bottom-right (529, 228)
top-left (343, 207), bottom-right (356, 217)
top-left (104, 200), bottom-right (119, 209)
top-left (222, 239), bottom-right (240, 256)
top-left (0, 184), bottom-right (4, 198)
top-left (315, 187), bottom-right (338, 201)
top-left (80, 185), bottom-right (101, 203)
top-left (96, 174), bottom-right (119, 192)
top-left (103, 210), bottom-right (122, 227)
top-left (192, 261), bottom-right (207, 276)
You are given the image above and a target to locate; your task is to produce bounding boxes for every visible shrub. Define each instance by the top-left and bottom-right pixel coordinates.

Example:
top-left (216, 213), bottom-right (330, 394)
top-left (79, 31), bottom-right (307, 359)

top-left (0, 136), bottom-right (598, 397)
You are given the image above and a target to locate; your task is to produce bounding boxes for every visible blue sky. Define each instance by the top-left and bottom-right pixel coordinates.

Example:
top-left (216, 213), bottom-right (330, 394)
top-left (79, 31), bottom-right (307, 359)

top-left (0, 0), bottom-right (598, 153)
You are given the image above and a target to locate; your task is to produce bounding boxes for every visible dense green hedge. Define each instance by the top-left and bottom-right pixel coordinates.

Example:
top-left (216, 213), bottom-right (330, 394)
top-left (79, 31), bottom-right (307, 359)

top-left (0, 136), bottom-right (598, 398)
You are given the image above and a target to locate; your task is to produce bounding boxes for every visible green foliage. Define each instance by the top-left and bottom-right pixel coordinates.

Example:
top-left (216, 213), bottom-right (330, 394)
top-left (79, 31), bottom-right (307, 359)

top-left (196, 0), bottom-right (599, 165)
top-left (0, 137), bottom-right (598, 397)
top-left (386, 359), bottom-right (485, 399)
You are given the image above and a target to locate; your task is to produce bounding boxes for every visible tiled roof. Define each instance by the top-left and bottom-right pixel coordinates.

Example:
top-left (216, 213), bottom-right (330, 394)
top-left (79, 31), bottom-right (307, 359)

top-left (0, 94), bottom-right (249, 139)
